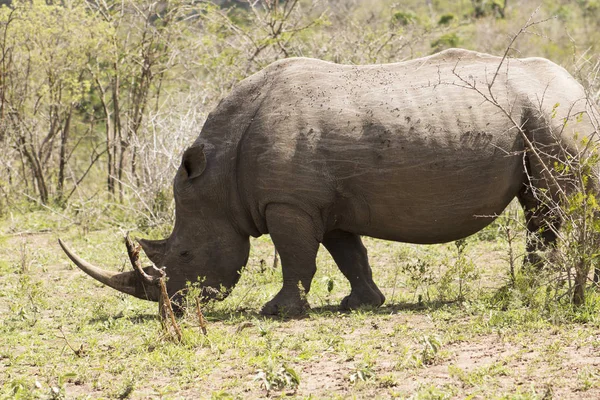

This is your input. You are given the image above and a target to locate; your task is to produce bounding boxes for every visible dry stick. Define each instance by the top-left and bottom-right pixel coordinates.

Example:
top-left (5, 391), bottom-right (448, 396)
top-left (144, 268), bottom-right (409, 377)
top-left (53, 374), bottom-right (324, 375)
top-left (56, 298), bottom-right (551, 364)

top-left (195, 297), bottom-right (208, 335)
top-left (487, 7), bottom-right (547, 91)
top-left (450, 68), bottom-right (567, 205)
top-left (124, 233), bottom-right (163, 284)
top-left (450, 9), bottom-right (566, 203)
top-left (20, 191), bottom-right (76, 224)
top-left (159, 278), bottom-right (183, 342)
top-left (124, 234), bottom-right (182, 342)
top-left (57, 327), bottom-right (85, 357)
top-left (65, 148), bottom-right (108, 202)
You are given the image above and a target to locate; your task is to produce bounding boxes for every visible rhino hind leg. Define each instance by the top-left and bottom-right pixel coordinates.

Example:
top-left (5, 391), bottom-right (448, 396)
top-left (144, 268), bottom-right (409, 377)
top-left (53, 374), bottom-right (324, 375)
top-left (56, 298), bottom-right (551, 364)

top-left (517, 182), bottom-right (561, 270)
top-left (322, 230), bottom-right (385, 310)
top-left (260, 204), bottom-right (321, 316)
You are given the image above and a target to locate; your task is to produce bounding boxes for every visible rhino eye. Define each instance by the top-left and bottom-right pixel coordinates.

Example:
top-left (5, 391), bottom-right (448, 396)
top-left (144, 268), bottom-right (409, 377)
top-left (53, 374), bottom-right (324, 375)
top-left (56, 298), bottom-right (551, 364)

top-left (180, 250), bottom-right (190, 257)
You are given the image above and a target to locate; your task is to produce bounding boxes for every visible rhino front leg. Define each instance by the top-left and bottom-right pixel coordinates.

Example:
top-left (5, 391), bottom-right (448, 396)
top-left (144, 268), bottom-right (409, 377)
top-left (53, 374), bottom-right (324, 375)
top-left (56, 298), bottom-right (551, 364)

top-left (261, 204), bottom-right (321, 316)
top-left (323, 230), bottom-right (385, 310)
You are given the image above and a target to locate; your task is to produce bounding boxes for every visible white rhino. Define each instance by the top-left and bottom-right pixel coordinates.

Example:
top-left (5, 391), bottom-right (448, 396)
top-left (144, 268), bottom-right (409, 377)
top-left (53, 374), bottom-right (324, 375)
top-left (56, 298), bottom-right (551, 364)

top-left (61, 49), bottom-right (600, 315)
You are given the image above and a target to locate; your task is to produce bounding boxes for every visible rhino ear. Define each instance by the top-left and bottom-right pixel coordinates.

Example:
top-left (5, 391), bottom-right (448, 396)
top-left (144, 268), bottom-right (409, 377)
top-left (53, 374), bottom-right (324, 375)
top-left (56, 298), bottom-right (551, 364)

top-left (138, 238), bottom-right (167, 266)
top-left (182, 144), bottom-right (206, 180)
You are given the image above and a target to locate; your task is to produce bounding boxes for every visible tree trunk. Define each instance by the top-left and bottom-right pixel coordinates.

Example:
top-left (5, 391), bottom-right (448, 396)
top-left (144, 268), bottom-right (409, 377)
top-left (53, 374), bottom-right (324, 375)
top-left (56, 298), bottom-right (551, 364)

top-left (106, 112), bottom-right (115, 195)
top-left (573, 260), bottom-right (588, 306)
top-left (20, 137), bottom-right (48, 204)
top-left (93, 75), bottom-right (115, 195)
top-left (112, 67), bottom-right (123, 201)
top-left (57, 106), bottom-right (72, 201)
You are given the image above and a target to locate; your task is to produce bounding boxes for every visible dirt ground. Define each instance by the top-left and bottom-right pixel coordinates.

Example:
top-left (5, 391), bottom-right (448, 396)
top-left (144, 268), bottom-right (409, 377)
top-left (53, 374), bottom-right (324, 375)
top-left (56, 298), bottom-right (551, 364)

top-left (2, 228), bottom-right (600, 399)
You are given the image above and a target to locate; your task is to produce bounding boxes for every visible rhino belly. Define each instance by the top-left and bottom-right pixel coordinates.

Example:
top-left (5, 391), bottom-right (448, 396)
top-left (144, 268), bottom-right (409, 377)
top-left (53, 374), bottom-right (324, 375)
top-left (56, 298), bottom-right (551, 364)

top-left (327, 147), bottom-right (523, 244)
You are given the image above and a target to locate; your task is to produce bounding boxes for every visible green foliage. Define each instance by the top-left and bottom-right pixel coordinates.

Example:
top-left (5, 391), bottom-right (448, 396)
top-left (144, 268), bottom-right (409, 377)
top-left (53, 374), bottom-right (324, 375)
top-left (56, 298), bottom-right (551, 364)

top-left (0, 0), bottom-right (113, 202)
top-left (471, 0), bottom-right (507, 19)
top-left (349, 362), bottom-right (375, 384)
top-left (418, 335), bottom-right (442, 366)
top-left (577, 0), bottom-right (600, 14)
top-left (392, 10), bottom-right (418, 26)
top-left (554, 4), bottom-right (574, 22)
top-left (538, 141), bottom-right (600, 306)
top-left (438, 239), bottom-right (480, 301)
top-left (431, 33), bottom-right (461, 52)
top-left (438, 13), bottom-right (455, 25)
top-left (400, 239), bottom-right (479, 303)
top-left (254, 363), bottom-right (300, 394)
top-left (409, 383), bottom-right (455, 400)
top-left (490, 269), bottom-right (543, 311)
top-left (577, 367), bottom-right (600, 391)
top-left (400, 258), bottom-right (437, 303)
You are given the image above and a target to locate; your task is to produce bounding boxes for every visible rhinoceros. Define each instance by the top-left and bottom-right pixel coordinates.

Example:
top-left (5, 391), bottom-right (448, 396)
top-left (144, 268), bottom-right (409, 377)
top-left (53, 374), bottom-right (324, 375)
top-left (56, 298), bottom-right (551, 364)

top-left (60, 48), bottom-right (599, 315)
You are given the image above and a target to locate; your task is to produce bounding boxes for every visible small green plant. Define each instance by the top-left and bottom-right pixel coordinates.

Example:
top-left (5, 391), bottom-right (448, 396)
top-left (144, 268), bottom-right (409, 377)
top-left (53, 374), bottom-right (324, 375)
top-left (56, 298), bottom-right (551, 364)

top-left (496, 384), bottom-right (552, 399)
top-left (378, 374), bottom-right (397, 388)
top-left (409, 383), bottom-right (455, 400)
top-left (320, 275), bottom-right (336, 305)
top-left (449, 360), bottom-right (510, 388)
top-left (438, 239), bottom-right (480, 301)
top-left (114, 377), bottom-right (135, 399)
top-left (400, 258), bottom-right (438, 303)
top-left (526, 138), bottom-right (600, 307)
top-left (211, 391), bottom-right (235, 400)
top-left (48, 384), bottom-right (65, 400)
top-left (349, 362), bottom-right (375, 384)
top-left (418, 335), bottom-right (441, 366)
top-left (254, 363), bottom-right (300, 394)
top-left (7, 274), bottom-right (46, 328)
top-left (577, 366), bottom-right (600, 391)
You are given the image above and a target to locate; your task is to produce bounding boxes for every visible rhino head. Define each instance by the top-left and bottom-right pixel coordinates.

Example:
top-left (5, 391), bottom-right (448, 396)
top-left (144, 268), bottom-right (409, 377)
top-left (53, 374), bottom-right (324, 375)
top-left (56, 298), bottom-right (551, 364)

top-left (59, 143), bottom-right (251, 307)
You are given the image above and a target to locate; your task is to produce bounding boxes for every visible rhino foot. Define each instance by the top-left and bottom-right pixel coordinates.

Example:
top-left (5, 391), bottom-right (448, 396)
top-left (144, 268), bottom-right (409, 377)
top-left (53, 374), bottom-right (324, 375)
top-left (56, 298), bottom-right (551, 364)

top-left (341, 287), bottom-right (385, 311)
top-left (260, 293), bottom-right (309, 317)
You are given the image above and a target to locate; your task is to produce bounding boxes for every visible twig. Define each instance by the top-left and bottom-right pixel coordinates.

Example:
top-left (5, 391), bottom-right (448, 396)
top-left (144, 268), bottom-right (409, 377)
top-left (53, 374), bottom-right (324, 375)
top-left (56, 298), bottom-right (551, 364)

top-left (124, 233), bottom-right (164, 284)
top-left (450, 66), bottom-right (567, 204)
top-left (57, 327), bottom-right (85, 357)
top-left (65, 148), bottom-right (108, 203)
top-left (19, 191), bottom-right (76, 224)
top-left (159, 278), bottom-right (183, 342)
top-left (124, 233), bottom-right (181, 342)
top-left (488, 7), bottom-right (553, 90)
top-left (195, 297), bottom-right (208, 335)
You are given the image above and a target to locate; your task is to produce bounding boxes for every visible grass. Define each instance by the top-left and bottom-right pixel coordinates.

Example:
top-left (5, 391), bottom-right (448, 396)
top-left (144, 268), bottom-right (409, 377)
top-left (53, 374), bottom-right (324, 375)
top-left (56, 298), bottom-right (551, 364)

top-left (1, 207), bottom-right (600, 399)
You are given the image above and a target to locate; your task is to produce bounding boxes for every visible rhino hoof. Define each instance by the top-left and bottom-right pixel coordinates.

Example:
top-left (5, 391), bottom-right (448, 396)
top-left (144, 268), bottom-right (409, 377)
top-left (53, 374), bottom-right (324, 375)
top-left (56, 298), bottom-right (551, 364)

top-left (260, 298), bottom-right (309, 317)
top-left (341, 290), bottom-right (385, 311)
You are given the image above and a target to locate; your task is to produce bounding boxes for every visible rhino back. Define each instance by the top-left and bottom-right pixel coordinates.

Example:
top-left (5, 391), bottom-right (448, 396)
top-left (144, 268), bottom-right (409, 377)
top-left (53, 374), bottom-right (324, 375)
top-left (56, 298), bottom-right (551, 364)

top-left (203, 50), bottom-right (595, 243)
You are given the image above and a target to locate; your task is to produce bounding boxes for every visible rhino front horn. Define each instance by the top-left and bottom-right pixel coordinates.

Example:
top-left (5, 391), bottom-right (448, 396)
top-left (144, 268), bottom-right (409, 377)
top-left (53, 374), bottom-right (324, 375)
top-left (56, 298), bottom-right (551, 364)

top-left (58, 239), bottom-right (160, 301)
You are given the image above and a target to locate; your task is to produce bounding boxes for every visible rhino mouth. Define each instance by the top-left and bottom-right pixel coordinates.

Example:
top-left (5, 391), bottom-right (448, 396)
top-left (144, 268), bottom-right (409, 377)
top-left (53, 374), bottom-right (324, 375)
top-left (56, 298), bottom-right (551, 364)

top-left (58, 238), bottom-right (162, 302)
top-left (199, 285), bottom-right (231, 302)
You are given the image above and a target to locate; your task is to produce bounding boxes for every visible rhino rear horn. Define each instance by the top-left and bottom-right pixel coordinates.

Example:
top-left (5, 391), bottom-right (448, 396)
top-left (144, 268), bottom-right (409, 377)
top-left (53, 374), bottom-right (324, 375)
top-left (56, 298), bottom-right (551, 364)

top-left (58, 239), bottom-right (160, 301)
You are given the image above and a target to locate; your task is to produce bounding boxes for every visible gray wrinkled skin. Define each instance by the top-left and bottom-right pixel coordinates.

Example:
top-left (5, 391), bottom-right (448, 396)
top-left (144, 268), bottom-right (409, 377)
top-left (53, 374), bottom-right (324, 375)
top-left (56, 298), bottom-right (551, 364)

top-left (108, 49), bottom-right (600, 315)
